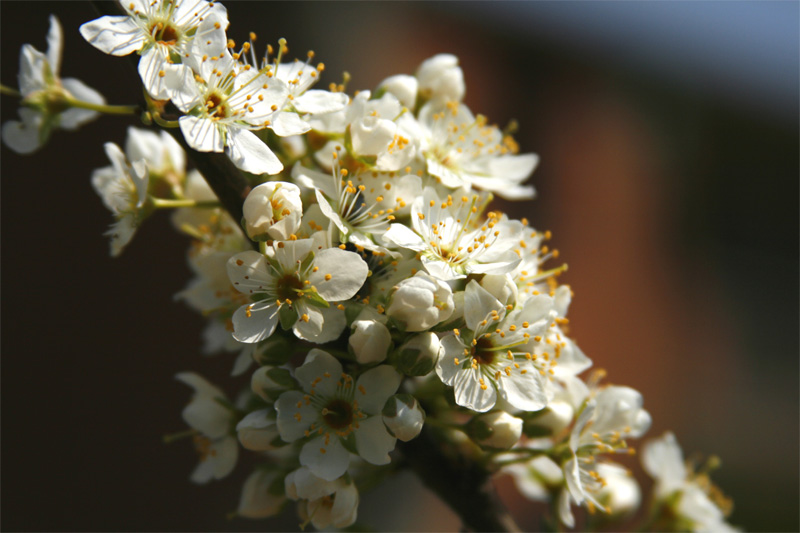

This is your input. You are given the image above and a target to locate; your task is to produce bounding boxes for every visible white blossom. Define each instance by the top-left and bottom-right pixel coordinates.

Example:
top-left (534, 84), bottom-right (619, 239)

top-left (227, 239), bottom-right (367, 344)
top-left (275, 350), bottom-right (402, 480)
top-left (436, 281), bottom-right (556, 412)
top-left (416, 53), bottom-right (465, 103)
top-left (175, 372), bottom-right (238, 483)
top-left (3, 16), bottom-right (105, 154)
top-left (383, 187), bottom-right (522, 280)
top-left (285, 466), bottom-right (359, 529)
top-left (80, 0), bottom-right (228, 99)
top-left (91, 142), bottom-right (149, 256)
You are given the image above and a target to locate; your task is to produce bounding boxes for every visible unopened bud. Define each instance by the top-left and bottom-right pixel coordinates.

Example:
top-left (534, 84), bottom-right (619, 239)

top-left (469, 411), bottom-right (523, 450)
top-left (349, 319), bottom-right (391, 364)
top-left (251, 366), bottom-right (295, 402)
top-left (382, 394), bottom-right (425, 442)
top-left (386, 271), bottom-right (454, 332)
top-left (392, 332), bottom-right (442, 376)
top-left (377, 74), bottom-right (418, 109)
top-left (479, 274), bottom-right (518, 308)
top-left (236, 409), bottom-right (280, 451)
top-left (242, 181), bottom-right (302, 241)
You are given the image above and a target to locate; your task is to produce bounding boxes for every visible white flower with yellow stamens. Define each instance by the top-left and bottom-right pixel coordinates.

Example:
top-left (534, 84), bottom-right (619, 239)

top-left (242, 181), bottom-right (303, 241)
top-left (436, 281), bottom-right (556, 412)
top-left (417, 100), bottom-right (538, 200)
top-left (292, 155), bottom-right (408, 253)
top-left (80, 0), bottom-right (228, 100)
top-left (275, 350), bottom-right (402, 481)
top-left (91, 142), bottom-right (149, 256)
top-left (383, 187), bottom-right (523, 281)
top-left (226, 239), bottom-right (367, 344)
top-left (175, 372), bottom-right (238, 484)
top-left (3, 16), bottom-right (106, 154)
top-left (642, 432), bottom-right (737, 532)
top-left (561, 386), bottom-right (651, 521)
top-left (169, 51), bottom-right (289, 175)
top-left (285, 466), bottom-right (360, 529)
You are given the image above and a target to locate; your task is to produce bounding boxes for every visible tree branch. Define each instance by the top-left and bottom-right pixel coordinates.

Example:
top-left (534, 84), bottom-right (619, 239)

top-left (399, 427), bottom-right (520, 532)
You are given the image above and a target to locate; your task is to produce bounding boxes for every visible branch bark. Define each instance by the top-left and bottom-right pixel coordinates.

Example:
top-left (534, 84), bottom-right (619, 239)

top-left (399, 427), bottom-right (520, 532)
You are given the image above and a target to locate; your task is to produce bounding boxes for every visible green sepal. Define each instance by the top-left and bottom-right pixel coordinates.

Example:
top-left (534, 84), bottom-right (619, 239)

top-left (522, 421), bottom-right (553, 438)
top-left (302, 289), bottom-right (330, 309)
top-left (266, 367), bottom-right (298, 389)
top-left (254, 336), bottom-right (293, 366)
top-left (269, 435), bottom-right (290, 449)
top-left (298, 250), bottom-right (315, 273)
top-left (278, 304), bottom-right (298, 330)
top-left (340, 432), bottom-right (358, 455)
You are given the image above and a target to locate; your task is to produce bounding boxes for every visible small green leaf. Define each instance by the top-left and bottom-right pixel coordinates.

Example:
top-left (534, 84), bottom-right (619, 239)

top-left (302, 290), bottom-right (330, 309)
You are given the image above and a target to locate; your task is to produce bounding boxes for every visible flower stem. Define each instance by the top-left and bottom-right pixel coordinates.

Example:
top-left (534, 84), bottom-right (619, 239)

top-left (0, 84), bottom-right (21, 97)
top-left (151, 198), bottom-right (220, 209)
top-left (64, 97), bottom-right (138, 116)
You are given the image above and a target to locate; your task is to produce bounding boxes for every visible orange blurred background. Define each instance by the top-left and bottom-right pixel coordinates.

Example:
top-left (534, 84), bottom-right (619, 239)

top-left (2, 2), bottom-right (797, 531)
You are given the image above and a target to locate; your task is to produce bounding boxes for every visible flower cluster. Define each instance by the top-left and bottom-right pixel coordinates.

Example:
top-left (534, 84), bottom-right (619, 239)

top-left (1, 3), bottom-right (737, 531)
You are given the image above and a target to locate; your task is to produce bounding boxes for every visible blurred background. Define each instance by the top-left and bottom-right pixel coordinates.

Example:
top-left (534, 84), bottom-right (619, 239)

top-left (2, 1), bottom-right (797, 531)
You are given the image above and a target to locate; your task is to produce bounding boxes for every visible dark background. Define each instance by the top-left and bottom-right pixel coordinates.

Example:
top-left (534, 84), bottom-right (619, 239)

top-left (2, 1), bottom-right (797, 531)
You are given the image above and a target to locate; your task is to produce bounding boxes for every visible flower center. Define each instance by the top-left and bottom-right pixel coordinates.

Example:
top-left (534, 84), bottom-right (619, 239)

top-left (473, 337), bottom-right (496, 366)
top-left (322, 399), bottom-right (353, 429)
top-left (275, 273), bottom-right (304, 302)
top-left (149, 22), bottom-right (179, 45)
top-left (207, 92), bottom-right (230, 119)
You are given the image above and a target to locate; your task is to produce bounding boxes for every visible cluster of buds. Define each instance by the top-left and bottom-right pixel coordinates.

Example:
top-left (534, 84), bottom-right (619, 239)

top-left (1, 2), bottom-right (736, 531)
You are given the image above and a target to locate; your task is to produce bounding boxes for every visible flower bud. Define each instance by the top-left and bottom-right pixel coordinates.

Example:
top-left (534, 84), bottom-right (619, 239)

top-left (382, 394), bottom-right (425, 442)
top-left (479, 274), bottom-right (518, 308)
top-left (386, 271), bottom-right (454, 332)
top-left (469, 411), bottom-right (523, 450)
top-left (416, 54), bottom-right (465, 103)
top-left (350, 116), bottom-right (395, 157)
top-left (594, 463), bottom-right (641, 518)
top-left (236, 409), bottom-right (280, 451)
top-left (238, 469), bottom-right (286, 519)
top-left (393, 332), bottom-right (442, 376)
top-left (242, 181), bottom-right (302, 241)
top-left (523, 400), bottom-right (574, 437)
top-left (349, 318), bottom-right (392, 364)
top-left (377, 74), bottom-right (418, 109)
top-left (251, 366), bottom-right (295, 402)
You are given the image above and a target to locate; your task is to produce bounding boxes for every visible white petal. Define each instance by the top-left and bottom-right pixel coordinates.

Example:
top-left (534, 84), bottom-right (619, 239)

top-left (210, 436), bottom-right (238, 479)
top-left (488, 153), bottom-right (539, 182)
top-left (79, 16), bottom-right (145, 56)
top-left (300, 436), bottom-right (350, 482)
top-left (354, 416), bottom-right (396, 465)
top-left (18, 45), bottom-right (46, 97)
top-left (295, 349), bottom-right (343, 396)
top-left (46, 15), bottom-right (63, 76)
top-left (137, 47), bottom-right (188, 100)
top-left (191, 13), bottom-right (229, 59)
top-left (293, 90), bottom-right (349, 114)
top-left (60, 78), bottom-right (104, 129)
top-left (330, 483), bottom-right (359, 528)
top-left (238, 469), bottom-right (284, 518)
top-left (453, 367), bottom-right (496, 412)
top-left (464, 280), bottom-right (504, 331)
top-left (275, 390), bottom-right (318, 442)
top-left (226, 128), bottom-right (283, 175)
top-left (180, 115), bottom-right (223, 153)
top-left (435, 335), bottom-right (464, 387)
top-left (227, 250), bottom-right (271, 293)
top-left (501, 368), bottom-right (548, 412)
top-left (308, 248), bottom-right (368, 302)
top-left (2, 117), bottom-right (41, 154)
top-left (383, 223), bottom-right (427, 252)
top-left (354, 365), bottom-right (402, 415)
top-left (315, 189), bottom-right (348, 235)
top-left (269, 112), bottom-right (310, 137)
top-left (231, 303), bottom-right (278, 343)
top-left (181, 396), bottom-right (231, 439)
top-left (293, 305), bottom-right (347, 344)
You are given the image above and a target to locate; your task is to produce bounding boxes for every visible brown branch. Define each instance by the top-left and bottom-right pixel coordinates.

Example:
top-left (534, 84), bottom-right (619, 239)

top-left (399, 427), bottom-right (520, 532)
